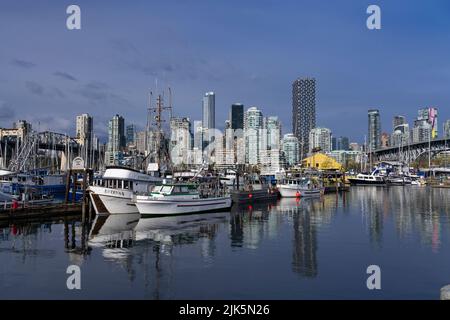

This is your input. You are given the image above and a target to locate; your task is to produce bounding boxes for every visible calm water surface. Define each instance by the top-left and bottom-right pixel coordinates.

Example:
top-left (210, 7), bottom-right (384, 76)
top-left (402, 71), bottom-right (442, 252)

top-left (0, 186), bottom-right (449, 299)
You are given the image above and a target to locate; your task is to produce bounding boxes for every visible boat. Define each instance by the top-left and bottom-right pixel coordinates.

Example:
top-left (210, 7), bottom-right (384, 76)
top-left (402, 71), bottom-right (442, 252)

top-left (88, 166), bottom-right (162, 215)
top-left (347, 168), bottom-right (386, 186)
top-left (134, 183), bottom-right (232, 215)
top-left (277, 177), bottom-right (324, 198)
top-left (0, 170), bottom-right (66, 198)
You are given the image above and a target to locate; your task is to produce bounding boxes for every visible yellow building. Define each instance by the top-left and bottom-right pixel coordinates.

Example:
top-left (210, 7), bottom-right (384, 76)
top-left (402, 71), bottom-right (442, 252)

top-left (302, 153), bottom-right (343, 171)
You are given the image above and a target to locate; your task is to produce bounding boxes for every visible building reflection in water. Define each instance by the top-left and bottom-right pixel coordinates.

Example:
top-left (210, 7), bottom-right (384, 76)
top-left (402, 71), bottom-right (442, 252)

top-left (275, 198), bottom-right (323, 278)
top-left (348, 186), bottom-right (449, 252)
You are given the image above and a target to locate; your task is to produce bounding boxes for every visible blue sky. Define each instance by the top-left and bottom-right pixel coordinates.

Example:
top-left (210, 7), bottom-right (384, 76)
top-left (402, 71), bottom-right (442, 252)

top-left (1, 0), bottom-right (450, 143)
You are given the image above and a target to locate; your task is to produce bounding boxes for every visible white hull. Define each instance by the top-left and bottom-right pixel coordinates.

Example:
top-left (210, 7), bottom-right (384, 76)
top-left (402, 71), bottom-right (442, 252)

top-left (135, 196), bottom-right (232, 215)
top-left (277, 185), bottom-right (322, 198)
top-left (89, 186), bottom-right (137, 215)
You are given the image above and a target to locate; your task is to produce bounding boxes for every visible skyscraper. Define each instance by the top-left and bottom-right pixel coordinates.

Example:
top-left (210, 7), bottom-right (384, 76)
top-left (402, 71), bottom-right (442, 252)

top-left (76, 113), bottom-right (93, 146)
top-left (418, 107), bottom-right (438, 139)
top-left (412, 107), bottom-right (438, 143)
top-left (444, 119), bottom-right (450, 139)
top-left (230, 103), bottom-right (244, 130)
top-left (282, 133), bottom-right (299, 167)
top-left (107, 114), bottom-right (125, 152)
top-left (170, 117), bottom-right (192, 166)
top-left (126, 124), bottom-right (135, 146)
top-left (368, 109), bottom-right (381, 151)
top-left (392, 115), bottom-right (406, 130)
top-left (309, 127), bottom-right (332, 153)
top-left (244, 107), bottom-right (263, 165)
top-left (336, 136), bottom-right (350, 151)
top-left (202, 92), bottom-right (215, 150)
top-left (292, 77), bottom-right (316, 159)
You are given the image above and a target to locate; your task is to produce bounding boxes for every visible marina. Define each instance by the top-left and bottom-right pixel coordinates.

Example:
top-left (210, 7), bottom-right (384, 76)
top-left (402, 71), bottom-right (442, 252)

top-left (0, 186), bottom-right (449, 299)
top-left (1, 1), bottom-right (450, 303)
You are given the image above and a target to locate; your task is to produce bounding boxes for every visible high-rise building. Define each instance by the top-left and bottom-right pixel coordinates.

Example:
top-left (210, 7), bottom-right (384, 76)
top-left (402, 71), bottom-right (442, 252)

top-left (349, 142), bottom-right (360, 151)
top-left (336, 136), bottom-right (350, 151)
top-left (309, 127), bottom-right (332, 153)
top-left (392, 115), bottom-right (406, 131)
top-left (412, 108), bottom-right (438, 143)
top-left (170, 117), bottom-right (192, 166)
top-left (244, 107), bottom-right (263, 165)
top-left (292, 77), bottom-right (316, 159)
top-left (418, 107), bottom-right (438, 139)
top-left (282, 133), bottom-right (299, 167)
top-left (412, 120), bottom-right (431, 143)
top-left (368, 109), bottom-right (381, 151)
top-left (202, 91), bottom-right (215, 150)
top-left (444, 119), bottom-right (450, 139)
top-left (230, 103), bottom-right (244, 131)
top-left (192, 120), bottom-right (203, 165)
top-left (76, 113), bottom-right (93, 146)
top-left (391, 123), bottom-right (410, 147)
top-left (126, 124), bottom-right (136, 146)
top-left (260, 116), bottom-right (282, 175)
top-left (381, 132), bottom-right (390, 148)
top-left (105, 114), bottom-right (125, 165)
top-left (135, 131), bottom-right (147, 154)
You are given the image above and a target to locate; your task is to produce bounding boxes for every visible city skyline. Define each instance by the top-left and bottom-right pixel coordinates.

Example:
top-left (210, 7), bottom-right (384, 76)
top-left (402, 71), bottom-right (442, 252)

top-left (1, 1), bottom-right (450, 143)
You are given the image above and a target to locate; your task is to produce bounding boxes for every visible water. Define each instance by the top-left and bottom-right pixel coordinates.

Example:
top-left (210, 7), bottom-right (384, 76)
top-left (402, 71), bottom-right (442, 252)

top-left (0, 186), bottom-right (449, 299)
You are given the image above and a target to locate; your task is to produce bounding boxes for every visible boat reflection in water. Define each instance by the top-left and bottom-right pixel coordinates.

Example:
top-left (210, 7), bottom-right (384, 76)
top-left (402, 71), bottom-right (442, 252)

top-left (88, 213), bottom-right (141, 260)
top-left (88, 211), bottom-right (229, 261)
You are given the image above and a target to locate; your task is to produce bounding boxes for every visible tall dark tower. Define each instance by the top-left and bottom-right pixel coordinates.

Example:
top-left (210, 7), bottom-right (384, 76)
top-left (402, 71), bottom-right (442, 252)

top-left (230, 103), bottom-right (244, 130)
top-left (292, 77), bottom-right (316, 159)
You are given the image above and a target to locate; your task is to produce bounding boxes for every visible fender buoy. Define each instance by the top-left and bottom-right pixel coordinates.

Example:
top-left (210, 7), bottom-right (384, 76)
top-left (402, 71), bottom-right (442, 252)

top-left (295, 191), bottom-right (300, 198)
top-left (248, 193), bottom-right (253, 199)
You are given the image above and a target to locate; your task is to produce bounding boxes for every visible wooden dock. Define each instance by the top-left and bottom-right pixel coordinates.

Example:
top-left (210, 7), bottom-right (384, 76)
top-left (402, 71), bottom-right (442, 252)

top-left (0, 203), bottom-right (82, 221)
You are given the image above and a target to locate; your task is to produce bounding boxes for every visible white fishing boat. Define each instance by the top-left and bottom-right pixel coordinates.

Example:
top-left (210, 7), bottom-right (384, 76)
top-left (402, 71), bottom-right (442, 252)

top-left (134, 183), bottom-right (232, 215)
top-left (277, 177), bottom-right (324, 198)
top-left (88, 166), bottom-right (162, 215)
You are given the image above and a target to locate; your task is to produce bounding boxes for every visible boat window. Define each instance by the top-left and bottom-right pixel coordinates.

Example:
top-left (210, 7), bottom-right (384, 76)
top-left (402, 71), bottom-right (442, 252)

top-left (124, 180), bottom-right (129, 189)
top-left (161, 186), bottom-right (172, 193)
top-left (172, 186), bottom-right (181, 194)
top-left (181, 186), bottom-right (189, 193)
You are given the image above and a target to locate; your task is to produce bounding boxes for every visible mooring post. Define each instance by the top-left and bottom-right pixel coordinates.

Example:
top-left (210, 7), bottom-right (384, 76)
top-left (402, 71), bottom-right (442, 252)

top-left (82, 169), bottom-right (87, 222)
top-left (72, 172), bottom-right (76, 204)
top-left (64, 169), bottom-right (71, 204)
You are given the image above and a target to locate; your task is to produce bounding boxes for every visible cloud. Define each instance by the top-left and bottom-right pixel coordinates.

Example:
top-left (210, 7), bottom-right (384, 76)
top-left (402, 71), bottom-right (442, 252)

top-left (76, 82), bottom-right (109, 101)
top-left (0, 101), bottom-right (15, 120)
top-left (74, 81), bottom-right (133, 112)
top-left (25, 81), bottom-right (44, 95)
top-left (50, 87), bottom-right (66, 98)
top-left (29, 115), bottom-right (73, 134)
top-left (11, 59), bottom-right (36, 69)
top-left (53, 71), bottom-right (78, 81)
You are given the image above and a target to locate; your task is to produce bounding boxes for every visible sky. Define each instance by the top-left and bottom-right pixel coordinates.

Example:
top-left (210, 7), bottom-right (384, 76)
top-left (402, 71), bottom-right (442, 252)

top-left (1, 0), bottom-right (450, 143)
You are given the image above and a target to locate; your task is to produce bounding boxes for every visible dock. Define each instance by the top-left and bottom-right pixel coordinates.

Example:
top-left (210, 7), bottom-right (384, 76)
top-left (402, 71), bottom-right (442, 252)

top-left (0, 203), bottom-right (82, 221)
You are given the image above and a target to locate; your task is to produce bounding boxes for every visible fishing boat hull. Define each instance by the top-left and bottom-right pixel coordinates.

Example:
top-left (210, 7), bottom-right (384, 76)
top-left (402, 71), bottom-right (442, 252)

top-left (277, 185), bottom-right (323, 198)
top-left (347, 178), bottom-right (386, 186)
top-left (135, 196), bottom-right (232, 215)
top-left (89, 186), bottom-right (137, 215)
top-left (230, 188), bottom-right (278, 203)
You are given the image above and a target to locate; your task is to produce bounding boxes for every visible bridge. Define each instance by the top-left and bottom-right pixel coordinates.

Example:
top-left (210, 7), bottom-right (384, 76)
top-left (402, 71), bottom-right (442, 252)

top-left (371, 138), bottom-right (450, 162)
top-left (1, 131), bottom-right (100, 172)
